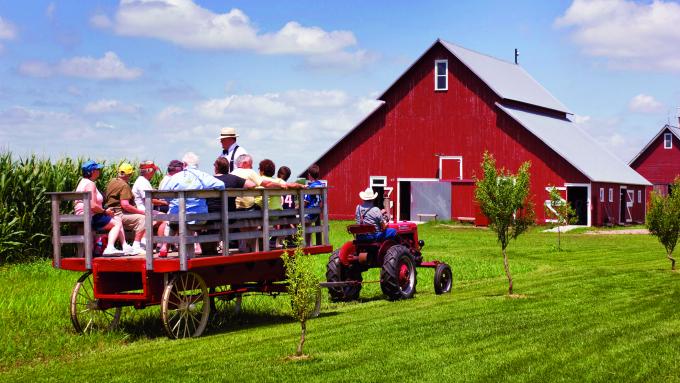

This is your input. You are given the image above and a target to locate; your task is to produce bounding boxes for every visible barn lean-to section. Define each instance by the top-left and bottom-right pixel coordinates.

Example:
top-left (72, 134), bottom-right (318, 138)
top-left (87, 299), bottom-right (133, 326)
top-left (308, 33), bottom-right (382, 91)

top-left (309, 39), bottom-right (650, 226)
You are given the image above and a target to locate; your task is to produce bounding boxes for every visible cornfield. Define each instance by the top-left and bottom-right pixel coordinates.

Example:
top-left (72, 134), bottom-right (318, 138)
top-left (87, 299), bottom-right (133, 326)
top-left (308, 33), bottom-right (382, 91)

top-left (0, 151), bottom-right (162, 264)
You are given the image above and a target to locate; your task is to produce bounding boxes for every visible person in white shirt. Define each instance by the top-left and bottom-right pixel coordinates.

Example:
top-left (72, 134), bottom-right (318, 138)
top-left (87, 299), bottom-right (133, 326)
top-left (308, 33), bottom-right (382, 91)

top-left (131, 160), bottom-right (168, 250)
top-left (131, 160), bottom-right (168, 212)
top-left (219, 127), bottom-right (248, 172)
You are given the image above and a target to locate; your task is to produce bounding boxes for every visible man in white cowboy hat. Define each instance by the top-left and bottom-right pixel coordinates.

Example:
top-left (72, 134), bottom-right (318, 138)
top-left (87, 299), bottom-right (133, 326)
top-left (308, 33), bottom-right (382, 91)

top-left (355, 187), bottom-right (397, 241)
top-left (219, 127), bottom-right (248, 172)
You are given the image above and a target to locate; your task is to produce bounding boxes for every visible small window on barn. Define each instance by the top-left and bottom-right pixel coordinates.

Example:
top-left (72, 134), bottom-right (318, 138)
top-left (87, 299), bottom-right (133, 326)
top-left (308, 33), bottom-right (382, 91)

top-left (434, 60), bottom-right (448, 91)
top-left (664, 133), bottom-right (672, 149)
top-left (599, 188), bottom-right (604, 202)
top-left (608, 188), bottom-right (613, 203)
top-left (638, 190), bottom-right (642, 203)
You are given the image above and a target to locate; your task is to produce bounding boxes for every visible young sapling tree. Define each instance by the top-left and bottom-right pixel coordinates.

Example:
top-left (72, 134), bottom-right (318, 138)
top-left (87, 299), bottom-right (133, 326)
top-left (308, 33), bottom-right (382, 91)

top-left (544, 186), bottom-right (576, 251)
top-left (646, 180), bottom-right (680, 270)
top-left (474, 152), bottom-right (535, 295)
top-left (282, 231), bottom-right (320, 359)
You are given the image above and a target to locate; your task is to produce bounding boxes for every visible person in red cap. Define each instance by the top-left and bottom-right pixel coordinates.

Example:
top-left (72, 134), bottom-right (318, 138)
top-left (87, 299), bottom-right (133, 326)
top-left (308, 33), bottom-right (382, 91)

top-left (132, 160), bottom-right (168, 212)
top-left (132, 160), bottom-right (169, 251)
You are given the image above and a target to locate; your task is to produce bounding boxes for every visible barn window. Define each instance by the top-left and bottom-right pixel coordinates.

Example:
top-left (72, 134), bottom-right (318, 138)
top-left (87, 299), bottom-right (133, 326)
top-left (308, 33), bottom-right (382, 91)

top-left (608, 188), bottom-right (613, 202)
top-left (434, 60), bottom-right (448, 91)
top-left (665, 133), bottom-right (672, 149)
top-left (599, 188), bottom-right (604, 202)
top-left (439, 156), bottom-right (463, 180)
top-left (638, 190), bottom-right (641, 203)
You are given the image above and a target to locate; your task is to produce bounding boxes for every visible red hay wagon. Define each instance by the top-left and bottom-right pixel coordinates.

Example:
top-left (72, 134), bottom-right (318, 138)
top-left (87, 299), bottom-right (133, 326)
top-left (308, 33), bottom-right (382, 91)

top-left (48, 188), bottom-right (331, 339)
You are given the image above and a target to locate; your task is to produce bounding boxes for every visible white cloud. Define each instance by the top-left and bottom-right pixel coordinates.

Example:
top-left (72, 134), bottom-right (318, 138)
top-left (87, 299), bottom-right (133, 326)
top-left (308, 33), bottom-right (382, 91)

top-left (93, 0), bottom-right (373, 69)
top-left (157, 88), bottom-right (381, 172)
top-left (58, 52), bottom-right (142, 80)
top-left (19, 52), bottom-right (142, 80)
top-left (196, 94), bottom-right (295, 120)
top-left (0, 16), bottom-right (17, 40)
top-left (89, 13), bottom-right (112, 29)
top-left (628, 94), bottom-right (663, 113)
top-left (0, 105), bottom-right (148, 160)
top-left (18, 61), bottom-right (53, 77)
top-left (556, 0), bottom-right (680, 71)
top-left (156, 106), bottom-right (185, 122)
top-left (94, 121), bottom-right (115, 130)
top-left (571, 114), bottom-right (591, 124)
top-left (46, 3), bottom-right (56, 20)
top-left (3, 88), bottom-right (381, 176)
top-left (84, 99), bottom-right (141, 115)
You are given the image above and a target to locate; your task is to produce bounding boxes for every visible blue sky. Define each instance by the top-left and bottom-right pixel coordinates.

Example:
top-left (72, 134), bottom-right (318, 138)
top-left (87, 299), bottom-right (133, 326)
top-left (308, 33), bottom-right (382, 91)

top-left (1, 0), bottom-right (680, 175)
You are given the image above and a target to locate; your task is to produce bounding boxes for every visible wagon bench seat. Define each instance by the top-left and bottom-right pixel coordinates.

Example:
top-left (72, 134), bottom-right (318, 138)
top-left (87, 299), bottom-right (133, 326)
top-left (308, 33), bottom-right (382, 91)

top-left (57, 245), bottom-right (333, 273)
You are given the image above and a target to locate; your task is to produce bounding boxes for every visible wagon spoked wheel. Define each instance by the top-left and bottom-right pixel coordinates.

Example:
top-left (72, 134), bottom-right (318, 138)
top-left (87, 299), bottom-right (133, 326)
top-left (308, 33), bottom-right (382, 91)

top-left (161, 272), bottom-right (210, 339)
top-left (434, 263), bottom-right (453, 295)
top-left (70, 272), bottom-right (122, 334)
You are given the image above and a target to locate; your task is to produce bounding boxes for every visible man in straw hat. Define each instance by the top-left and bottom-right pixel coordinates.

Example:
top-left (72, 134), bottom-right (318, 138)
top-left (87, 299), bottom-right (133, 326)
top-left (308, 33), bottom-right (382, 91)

top-left (219, 127), bottom-right (247, 172)
top-left (355, 187), bottom-right (397, 242)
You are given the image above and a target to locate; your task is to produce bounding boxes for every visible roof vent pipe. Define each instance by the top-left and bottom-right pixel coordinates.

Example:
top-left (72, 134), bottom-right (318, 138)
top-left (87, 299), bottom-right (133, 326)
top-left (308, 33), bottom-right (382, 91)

top-left (514, 48), bottom-right (519, 65)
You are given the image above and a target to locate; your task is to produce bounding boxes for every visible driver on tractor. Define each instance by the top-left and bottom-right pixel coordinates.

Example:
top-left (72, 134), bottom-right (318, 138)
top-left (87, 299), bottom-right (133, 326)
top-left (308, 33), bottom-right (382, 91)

top-left (355, 187), bottom-right (397, 241)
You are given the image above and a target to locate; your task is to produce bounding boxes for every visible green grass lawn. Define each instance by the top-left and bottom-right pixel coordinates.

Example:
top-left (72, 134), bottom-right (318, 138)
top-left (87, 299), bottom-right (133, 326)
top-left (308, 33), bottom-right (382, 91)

top-left (1, 222), bottom-right (680, 382)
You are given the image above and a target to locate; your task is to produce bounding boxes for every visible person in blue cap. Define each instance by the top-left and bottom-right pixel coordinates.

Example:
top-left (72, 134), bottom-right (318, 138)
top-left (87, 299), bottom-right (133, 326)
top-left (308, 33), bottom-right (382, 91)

top-left (74, 160), bottom-right (127, 256)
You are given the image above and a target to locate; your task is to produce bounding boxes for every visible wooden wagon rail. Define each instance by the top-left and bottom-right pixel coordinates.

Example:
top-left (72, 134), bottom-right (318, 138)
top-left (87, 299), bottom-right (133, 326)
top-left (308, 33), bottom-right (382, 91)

top-left (47, 187), bottom-right (330, 272)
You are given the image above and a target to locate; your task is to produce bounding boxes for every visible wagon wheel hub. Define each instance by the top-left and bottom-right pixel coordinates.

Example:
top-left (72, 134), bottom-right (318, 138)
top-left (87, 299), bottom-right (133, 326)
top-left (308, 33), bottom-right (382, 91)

top-left (177, 302), bottom-right (197, 311)
top-left (86, 300), bottom-right (99, 311)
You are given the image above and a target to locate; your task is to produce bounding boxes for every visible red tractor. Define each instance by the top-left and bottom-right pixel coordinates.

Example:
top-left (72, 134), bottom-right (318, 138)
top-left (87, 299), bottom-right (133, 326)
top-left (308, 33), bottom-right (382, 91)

top-left (326, 220), bottom-right (452, 301)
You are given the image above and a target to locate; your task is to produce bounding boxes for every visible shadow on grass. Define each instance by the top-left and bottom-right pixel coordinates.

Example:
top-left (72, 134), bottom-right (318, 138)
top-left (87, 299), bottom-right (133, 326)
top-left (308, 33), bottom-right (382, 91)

top-left (116, 306), bottom-right (340, 341)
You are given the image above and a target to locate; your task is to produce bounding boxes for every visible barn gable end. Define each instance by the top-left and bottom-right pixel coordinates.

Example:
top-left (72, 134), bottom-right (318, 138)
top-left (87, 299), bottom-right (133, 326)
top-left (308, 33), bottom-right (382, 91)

top-left (630, 124), bottom-right (680, 197)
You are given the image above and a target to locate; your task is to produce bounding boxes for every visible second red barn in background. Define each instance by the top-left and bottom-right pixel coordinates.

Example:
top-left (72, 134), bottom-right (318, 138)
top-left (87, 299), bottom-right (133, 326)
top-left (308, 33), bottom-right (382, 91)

top-left (304, 39), bottom-right (650, 227)
top-left (630, 122), bottom-right (680, 201)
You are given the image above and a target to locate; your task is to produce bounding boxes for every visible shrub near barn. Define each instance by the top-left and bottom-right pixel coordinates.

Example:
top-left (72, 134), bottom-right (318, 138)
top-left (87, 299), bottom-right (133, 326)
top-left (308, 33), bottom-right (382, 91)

top-left (646, 178), bottom-right (680, 270)
top-left (474, 152), bottom-right (534, 295)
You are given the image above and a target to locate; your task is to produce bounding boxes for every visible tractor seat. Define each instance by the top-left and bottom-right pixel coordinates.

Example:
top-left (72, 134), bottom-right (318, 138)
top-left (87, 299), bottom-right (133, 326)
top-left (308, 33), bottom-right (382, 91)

top-left (347, 224), bottom-right (376, 236)
top-left (348, 224), bottom-right (378, 244)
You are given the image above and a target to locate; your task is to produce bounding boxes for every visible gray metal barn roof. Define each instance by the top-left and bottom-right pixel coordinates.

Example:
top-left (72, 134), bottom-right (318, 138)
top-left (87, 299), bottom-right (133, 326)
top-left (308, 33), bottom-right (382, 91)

top-left (441, 40), bottom-right (571, 114)
top-left (497, 103), bottom-right (651, 185)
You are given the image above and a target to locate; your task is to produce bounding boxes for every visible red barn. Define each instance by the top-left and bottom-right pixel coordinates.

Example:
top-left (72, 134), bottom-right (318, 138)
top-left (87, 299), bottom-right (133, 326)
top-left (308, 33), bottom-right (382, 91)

top-left (630, 123), bottom-right (680, 197)
top-left (308, 39), bottom-right (650, 226)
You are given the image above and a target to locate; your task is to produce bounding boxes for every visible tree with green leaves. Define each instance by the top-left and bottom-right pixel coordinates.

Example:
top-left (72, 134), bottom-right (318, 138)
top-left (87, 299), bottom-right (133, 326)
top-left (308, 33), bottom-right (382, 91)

top-left (474, 152), bottom-right (535, 295)
top-left (281, 232), bottom-right (320, 359)
top-left (646, 180), bottom-right (680, 270)
top-left (544, 186), bottom-right (576, 251)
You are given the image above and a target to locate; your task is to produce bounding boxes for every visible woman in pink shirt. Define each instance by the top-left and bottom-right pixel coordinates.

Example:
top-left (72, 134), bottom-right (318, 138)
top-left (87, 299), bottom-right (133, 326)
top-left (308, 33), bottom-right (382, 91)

top-left (74, 160), bottom-right (126, 256)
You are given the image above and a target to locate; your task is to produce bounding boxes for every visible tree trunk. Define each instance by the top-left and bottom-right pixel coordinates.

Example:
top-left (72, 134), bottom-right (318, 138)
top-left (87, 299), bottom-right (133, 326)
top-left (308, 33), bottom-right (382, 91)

top-left (296, 320), bottom-right (306, 356)
top-left (668, 250), bottom-right (676, 271)
top-left (557, 226), bottom-right (561, 251)
top-left (502, 247), bottom-right (513, 295)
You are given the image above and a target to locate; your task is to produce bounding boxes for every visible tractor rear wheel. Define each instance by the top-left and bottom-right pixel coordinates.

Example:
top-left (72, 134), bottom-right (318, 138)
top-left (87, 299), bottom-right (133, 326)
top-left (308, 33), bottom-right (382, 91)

top-left (326, 250), bottom-right (362, 302)
top-left (381, 245), bottom-right (417, 300)
top-left (433, 263), bottom-right (452, 294)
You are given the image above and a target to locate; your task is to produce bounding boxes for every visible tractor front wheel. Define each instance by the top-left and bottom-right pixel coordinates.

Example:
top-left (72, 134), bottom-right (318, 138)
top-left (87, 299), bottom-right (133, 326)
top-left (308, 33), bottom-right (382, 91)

top-left (326, 250), bottom-right (362, 302)
top-left (433, 263), bottom-right (452, 294)
top-left (380, 245), bottom-right (417, 300)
